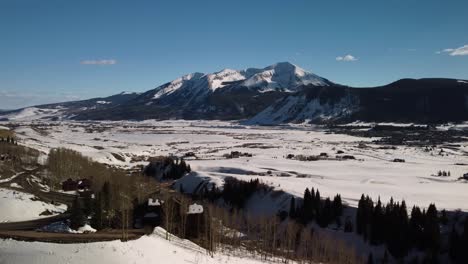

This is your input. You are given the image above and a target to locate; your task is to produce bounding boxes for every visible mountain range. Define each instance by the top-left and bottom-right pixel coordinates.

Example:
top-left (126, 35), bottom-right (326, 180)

top-left (2, 62), bottom-right (468, 124)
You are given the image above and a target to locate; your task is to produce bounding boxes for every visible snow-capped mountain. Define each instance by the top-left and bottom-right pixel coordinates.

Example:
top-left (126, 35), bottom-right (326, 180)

top-left (241, 62), bottom-right (329, 91)
top-left (68, 62), bottom-right (332, 120)
top-left (2, 63), bottom-right (468, 124)
top-left (145, 62), bottom-right (331, 104)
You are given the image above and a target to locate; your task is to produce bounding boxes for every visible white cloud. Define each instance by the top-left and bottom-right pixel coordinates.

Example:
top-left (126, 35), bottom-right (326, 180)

top-left (336, 54), bottom-right (358, 62)
top-left (80, 59), bottom-right (117, 65)
top-left (437, 45), bottom-right (468, 56)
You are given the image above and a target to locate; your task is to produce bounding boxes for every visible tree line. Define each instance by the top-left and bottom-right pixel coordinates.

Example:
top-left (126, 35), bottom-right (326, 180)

top-left (143, 156), bottom-right (191, 180)
top-left (356, 194), bottom-right (468, 263)
top-left (0, 136), bottom-right (39, 168)
top-left (155, 182), bottom-right (363, 264)
top-left (201, 177), bottom-right (272, 209)
top-left (289, 187), bottom-right (343, 229)
top-left (52, 150), bottom-right (468, 263)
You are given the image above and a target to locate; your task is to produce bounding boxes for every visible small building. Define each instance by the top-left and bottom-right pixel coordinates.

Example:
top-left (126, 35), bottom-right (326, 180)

top-left (62, 178), bottom-right (78, 191)
top-left (142, 198), bottom-right (163, 230)
top-left (184, 152), bottom-right (196, 158)
top-left (463, 173), bottom-right (468, 180)
top-left (77, 179), bottom-right (92, 191)
top-left (187, 203), bottom-right (203, 214)
top-left (61, 178), bottom-right (92, 192)
top-left (185, 203), bottom-right (205, 239)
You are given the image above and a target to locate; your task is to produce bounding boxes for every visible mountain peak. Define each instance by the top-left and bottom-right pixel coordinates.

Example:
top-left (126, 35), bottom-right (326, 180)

top-left (148, 62), bottom-right (330, 100)
top-left (242, 62), bottom-right (330, 91)
top-left (205, 68), bottom-right (246, 90)
top-left (267, 61), bottom-right (297, 69)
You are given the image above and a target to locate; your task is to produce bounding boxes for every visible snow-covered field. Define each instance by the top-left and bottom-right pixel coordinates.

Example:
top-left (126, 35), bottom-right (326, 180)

top-left (5, 120), bottom-right (468, 212)
top-left (0, 188), bottom-right (67, 222)
top-left (0, 227), bottom-right (272, 264)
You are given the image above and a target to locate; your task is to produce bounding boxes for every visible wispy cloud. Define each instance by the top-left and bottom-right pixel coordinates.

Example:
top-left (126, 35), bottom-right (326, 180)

top-left (436, 45), bottom-right (468, 56)
top-left (80, 59), bottom-right (117, 65)
top-left (336, 54), bottom-right (358, 62)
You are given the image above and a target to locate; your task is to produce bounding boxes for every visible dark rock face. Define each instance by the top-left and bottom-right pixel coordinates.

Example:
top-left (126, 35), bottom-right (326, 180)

top-left (250, 79), bottom-right (468, 124)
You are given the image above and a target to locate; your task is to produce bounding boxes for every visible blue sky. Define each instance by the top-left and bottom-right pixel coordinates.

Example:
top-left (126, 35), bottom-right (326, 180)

top-left (1, 0), bottom-right (467, 109)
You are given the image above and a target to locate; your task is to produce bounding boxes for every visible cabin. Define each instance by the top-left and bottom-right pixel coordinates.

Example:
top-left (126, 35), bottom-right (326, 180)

top-left (224, 151), bottom-right (253, 159)
top-left (184, 152), bottom-right (196, 158)
top-left (463, 173), bottom-right (468, 180)
top-left (61, 178), bottom-right (92, 192)
top-left (62, 179), bottom-right (77, 191)
top-left (142, 198), bottom-right (163, 229)
top-left (185, 203), bottom-right (205, 239)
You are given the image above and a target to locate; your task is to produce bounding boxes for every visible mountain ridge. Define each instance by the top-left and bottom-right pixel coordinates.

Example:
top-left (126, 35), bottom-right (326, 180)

top-left (1, 63), bottom-right (467, 124)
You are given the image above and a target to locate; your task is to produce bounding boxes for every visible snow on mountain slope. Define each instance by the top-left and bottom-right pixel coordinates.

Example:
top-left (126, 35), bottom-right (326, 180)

top-left (0, 227), bottom-right (270, 264)
top-left (247, 94), bottom-right (358, 125)
top-left (205, 68), bottom-right (247, 90)
top-left (242, 62), bottom-right (329, 91)
top-left (0, 107), bottom-right (64, 121)
top-left (149, 62), bottom-right (330, 101)
top-left (0, 188), bottom-right (67, 222)
top-left (153, 72), bottom-right (205, 99)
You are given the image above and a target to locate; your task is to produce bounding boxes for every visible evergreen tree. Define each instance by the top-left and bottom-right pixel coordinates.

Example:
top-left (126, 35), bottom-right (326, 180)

top-left (70, 197), bottom-right (86, 229)
top-left (332, 194), bottom-right (343, 219)
top-left (314, 189), bottom-right (321, 213)
top-left (357, 194), bottom-right (365, 235)
top-left (102, 182), bottom-right (111, 212)
top-left (83, 193), bottom-right (94, 216)
top-left (424, 204), bottom-right (440, 252)
top-left (449, 226), bottom-right (461, 263)
top-left (367, 253), bottom-right (374, 264)
top-left (370, 197), bottom-right (383, 245)
top-left (91, 193), bottom-right (103, 230)
top-left (302, 188), bottom-right (313, 223)
top-left (344, 217), bottom-right (353, 232)
top-left (409, 206), bottom-right (424, 249)
top-left (317, 198), bottom-right (332, 227)
top-left (382, 250), bottom-right (389, 264)
top-left (289, 197), bottom-right (296, 218)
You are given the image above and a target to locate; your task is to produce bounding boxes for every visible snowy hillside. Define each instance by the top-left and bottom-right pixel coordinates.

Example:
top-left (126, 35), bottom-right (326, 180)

top-left (0, 227), bottom-right (272, 264)
top-left (247, 94), bottom-right (358, 125)
top-left (8, 120), bottom-right (468, 212)
top-left (0, 107), bottom-right (64, 122)
top-left (0, 188), bottom-right (67, 222)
